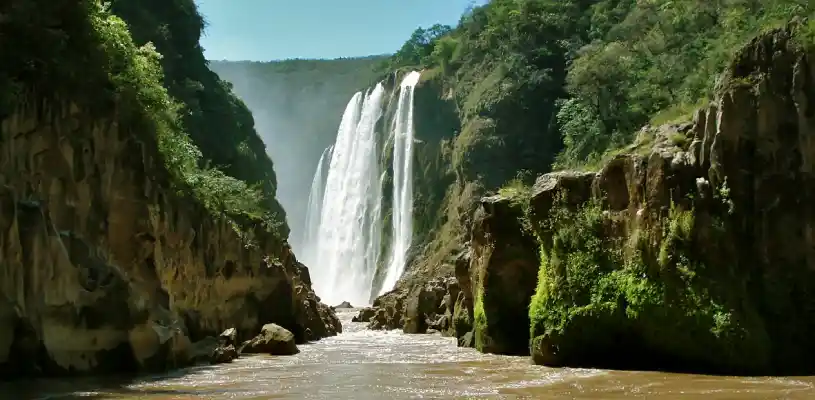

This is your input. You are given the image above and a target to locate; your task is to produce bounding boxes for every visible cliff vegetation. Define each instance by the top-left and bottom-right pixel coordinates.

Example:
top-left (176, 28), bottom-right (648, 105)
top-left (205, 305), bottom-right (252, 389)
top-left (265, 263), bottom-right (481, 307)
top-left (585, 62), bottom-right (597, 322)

top-left (0, 0), bottom-right (337, 378)
top-left (360, 0), bottom-right (815, 375)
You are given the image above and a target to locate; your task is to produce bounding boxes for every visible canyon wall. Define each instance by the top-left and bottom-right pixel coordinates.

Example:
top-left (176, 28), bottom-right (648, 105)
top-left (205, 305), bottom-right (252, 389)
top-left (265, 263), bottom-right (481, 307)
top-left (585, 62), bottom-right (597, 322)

top-left (360, 21), bottom-right (815, 374)
top-left (462, 23), bottom-right (815, 374)
top-left (0, 0), bottom-right (338, 378)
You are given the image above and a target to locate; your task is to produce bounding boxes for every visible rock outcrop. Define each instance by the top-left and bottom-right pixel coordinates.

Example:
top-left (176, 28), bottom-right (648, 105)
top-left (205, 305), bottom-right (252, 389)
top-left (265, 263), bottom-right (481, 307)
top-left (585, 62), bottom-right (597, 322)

top-left (359, 276), bottom-right (460, 335)
top-left (0, 99), bottom-right (337, 377)
top-left (467, 194), bottom-right (542, 355)
top-left (449, 23), bottom-right (815, 374)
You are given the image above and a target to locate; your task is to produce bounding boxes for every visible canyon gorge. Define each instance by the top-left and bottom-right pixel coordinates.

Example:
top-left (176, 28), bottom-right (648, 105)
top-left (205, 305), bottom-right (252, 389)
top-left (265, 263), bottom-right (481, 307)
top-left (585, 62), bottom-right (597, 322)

top-left (3, 0), bottom-right (815, 398)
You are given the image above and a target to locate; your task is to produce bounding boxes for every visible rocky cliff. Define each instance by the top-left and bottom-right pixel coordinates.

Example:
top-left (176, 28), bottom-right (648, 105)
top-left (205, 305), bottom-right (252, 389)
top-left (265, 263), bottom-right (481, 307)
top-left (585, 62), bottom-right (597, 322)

top-left (457, 23), bottom-right (815, 374)
top-left (359, 21), bottom-right (815, 374)
top-left (0, 0), bottom-right (338, 378)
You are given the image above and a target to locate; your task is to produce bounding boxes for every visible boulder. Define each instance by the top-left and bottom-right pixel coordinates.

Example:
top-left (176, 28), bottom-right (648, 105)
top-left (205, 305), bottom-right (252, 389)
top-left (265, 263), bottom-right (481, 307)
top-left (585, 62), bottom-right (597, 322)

top-left (187, 337), bottom-right (238, 365)
top-left (211, 345), bottom-right (238, 365)
top-left (219, 328), bottom-right (237, 347)
top-left (239, 324), bottom-right (299, 356)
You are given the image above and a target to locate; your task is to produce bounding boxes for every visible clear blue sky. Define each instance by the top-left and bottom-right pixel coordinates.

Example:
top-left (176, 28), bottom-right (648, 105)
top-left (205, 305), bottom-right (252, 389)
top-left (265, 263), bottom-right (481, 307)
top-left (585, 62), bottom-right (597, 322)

top-left (195, 0), bottom-right (484, 61)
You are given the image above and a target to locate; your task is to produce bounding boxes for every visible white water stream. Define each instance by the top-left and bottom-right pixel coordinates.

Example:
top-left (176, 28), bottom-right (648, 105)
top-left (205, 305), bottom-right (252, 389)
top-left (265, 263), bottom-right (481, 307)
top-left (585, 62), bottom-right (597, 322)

top-left (304, 72), bottom-right (421, 305)
top-left (311, 84), bottom-right (386, 306)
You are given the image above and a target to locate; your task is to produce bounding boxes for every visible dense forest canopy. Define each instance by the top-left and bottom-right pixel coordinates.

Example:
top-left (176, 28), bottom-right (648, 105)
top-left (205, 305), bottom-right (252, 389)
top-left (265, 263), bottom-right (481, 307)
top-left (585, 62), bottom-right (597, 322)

top-left (386, 0), bottom-right (815, 174)
top-left (108, 0), bottom-right (291, 236)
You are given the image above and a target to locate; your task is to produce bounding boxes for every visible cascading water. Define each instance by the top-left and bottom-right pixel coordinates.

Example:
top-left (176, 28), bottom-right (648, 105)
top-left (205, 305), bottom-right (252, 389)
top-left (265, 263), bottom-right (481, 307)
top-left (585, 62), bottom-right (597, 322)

top-left (311, 84), bottom-right (386, 306)
top-left (380, 71), bottom-right (421, 295)
top-left (299, 145), bottom-right (333, 267)
top-left (301, 71), bottom-right (420, 305)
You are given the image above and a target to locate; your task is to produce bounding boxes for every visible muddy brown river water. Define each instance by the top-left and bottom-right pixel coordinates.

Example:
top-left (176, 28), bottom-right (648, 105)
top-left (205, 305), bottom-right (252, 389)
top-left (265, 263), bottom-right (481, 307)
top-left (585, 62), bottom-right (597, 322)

top-left (2, 309), bottom-right (814, 399)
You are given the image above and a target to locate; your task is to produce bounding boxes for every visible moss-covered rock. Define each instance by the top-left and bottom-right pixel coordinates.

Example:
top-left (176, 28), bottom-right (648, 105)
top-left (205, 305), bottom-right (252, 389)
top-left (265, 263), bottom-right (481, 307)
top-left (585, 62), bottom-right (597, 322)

top-left (468, 194), bottom-right (540, 355)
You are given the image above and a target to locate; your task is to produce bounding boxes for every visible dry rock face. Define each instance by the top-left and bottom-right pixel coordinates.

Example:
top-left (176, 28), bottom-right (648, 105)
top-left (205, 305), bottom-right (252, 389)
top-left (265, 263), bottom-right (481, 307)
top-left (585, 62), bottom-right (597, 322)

top-left (0, 99), bottom-right (338, 378)
top-left (356, 276), bottom-right (460, 335)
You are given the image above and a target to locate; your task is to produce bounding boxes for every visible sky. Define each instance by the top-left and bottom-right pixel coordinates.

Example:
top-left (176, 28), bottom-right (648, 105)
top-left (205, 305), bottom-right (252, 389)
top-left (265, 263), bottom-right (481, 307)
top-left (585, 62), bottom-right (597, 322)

top-left (195, 0), bottom-right (484, 61)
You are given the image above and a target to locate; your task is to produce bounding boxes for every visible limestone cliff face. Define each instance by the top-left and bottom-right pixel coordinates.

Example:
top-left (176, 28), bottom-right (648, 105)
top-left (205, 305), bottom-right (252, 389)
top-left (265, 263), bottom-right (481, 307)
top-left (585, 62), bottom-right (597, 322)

top-left (449, 23), bottom-right (815, 374)
top-left (0, 98), bottom-right (339, 378)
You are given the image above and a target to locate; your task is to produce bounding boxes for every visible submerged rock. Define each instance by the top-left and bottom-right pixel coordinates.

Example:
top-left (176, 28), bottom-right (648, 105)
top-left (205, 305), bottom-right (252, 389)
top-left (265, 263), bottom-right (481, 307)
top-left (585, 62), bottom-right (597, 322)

top-left (352, 307), bottom-right (376, 323)
top-left (334, 301), bottom-right (354, 309)
top-left (188, 337), bottom-right (238, 365)
top-left (240, 324), bottom-right (299, 356)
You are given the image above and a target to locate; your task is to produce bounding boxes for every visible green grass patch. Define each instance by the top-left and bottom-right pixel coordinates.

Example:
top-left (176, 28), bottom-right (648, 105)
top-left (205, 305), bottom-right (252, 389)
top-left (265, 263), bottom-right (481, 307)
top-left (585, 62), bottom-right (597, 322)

top-left (650, 98), bottom-right (710, 126)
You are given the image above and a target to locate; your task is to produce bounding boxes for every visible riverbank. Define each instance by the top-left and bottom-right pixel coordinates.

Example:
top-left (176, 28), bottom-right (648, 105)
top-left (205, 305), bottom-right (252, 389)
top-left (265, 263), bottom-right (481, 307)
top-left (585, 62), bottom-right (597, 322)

top-left (1, 309), bottom-right (813, 399)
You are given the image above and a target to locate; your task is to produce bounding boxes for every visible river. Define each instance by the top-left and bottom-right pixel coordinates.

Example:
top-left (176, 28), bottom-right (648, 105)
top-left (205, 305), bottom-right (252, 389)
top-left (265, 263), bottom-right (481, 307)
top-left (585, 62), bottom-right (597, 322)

top-left (2, 309), bottom-right (814, 399)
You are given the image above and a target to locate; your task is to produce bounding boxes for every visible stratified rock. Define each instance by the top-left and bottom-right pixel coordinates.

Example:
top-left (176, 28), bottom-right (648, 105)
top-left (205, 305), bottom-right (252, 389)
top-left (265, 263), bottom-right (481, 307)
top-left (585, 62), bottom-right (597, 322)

top-left (0, 99), bottom-right (335, 377)
top-left (467, 194), bottom-right (540, 355)
top-left (239, 324), bottom-right (299, 356)
top-left (0, 1), bottom-right (339, 379)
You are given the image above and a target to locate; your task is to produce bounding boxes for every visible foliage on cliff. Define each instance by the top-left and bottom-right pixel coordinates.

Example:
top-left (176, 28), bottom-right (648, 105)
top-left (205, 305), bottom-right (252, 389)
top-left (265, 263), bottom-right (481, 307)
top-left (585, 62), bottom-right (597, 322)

top-left (389, 0), bottom-right (815, 170)
top-left (0, 0), bottom-right (284, 240)
top-left (555, 0), bottom-right (815, 168)
top-left (109, 0), bottom-right (289, 236)
top-left (379, 0), bottom-right (815, 284)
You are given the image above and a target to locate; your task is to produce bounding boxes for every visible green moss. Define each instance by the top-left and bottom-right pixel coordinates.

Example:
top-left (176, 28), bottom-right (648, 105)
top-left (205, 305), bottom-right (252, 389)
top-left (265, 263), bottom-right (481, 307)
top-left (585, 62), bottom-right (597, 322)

top-left (529, 197), bottom-right (771, 373)
top-left (497, 177), bottom-right (532, 202)
top-left (473, 286), bottom-right (488, 352)
top-left (650, 98), bottom-right (710, 126)
top-left (452, 295), bottom-right (473, 337)
top-left (795, 17), bottom-right (815, 49)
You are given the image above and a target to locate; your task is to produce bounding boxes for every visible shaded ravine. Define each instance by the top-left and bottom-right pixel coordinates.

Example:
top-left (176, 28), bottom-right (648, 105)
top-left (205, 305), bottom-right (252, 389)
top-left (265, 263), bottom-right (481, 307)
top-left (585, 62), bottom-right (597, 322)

top-left (3, 310), bottom-right (815, 399)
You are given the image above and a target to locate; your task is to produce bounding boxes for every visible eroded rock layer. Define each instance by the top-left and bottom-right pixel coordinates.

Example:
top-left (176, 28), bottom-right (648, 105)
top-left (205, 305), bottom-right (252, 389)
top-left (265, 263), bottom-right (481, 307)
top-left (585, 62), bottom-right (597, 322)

top-left (0, 98), bottom-right (339, 378)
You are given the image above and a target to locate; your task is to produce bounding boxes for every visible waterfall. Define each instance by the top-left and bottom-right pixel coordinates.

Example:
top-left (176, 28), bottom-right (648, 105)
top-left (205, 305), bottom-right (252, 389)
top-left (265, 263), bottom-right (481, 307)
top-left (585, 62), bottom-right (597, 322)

top-left (379, 71), bottom-right (421, 295)
top-left (300, 145), bottom-right (333, 267)
top-left (301, 71), bottom-right (421, 305)
top-left (311, 84), bottom-right (386, 306)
